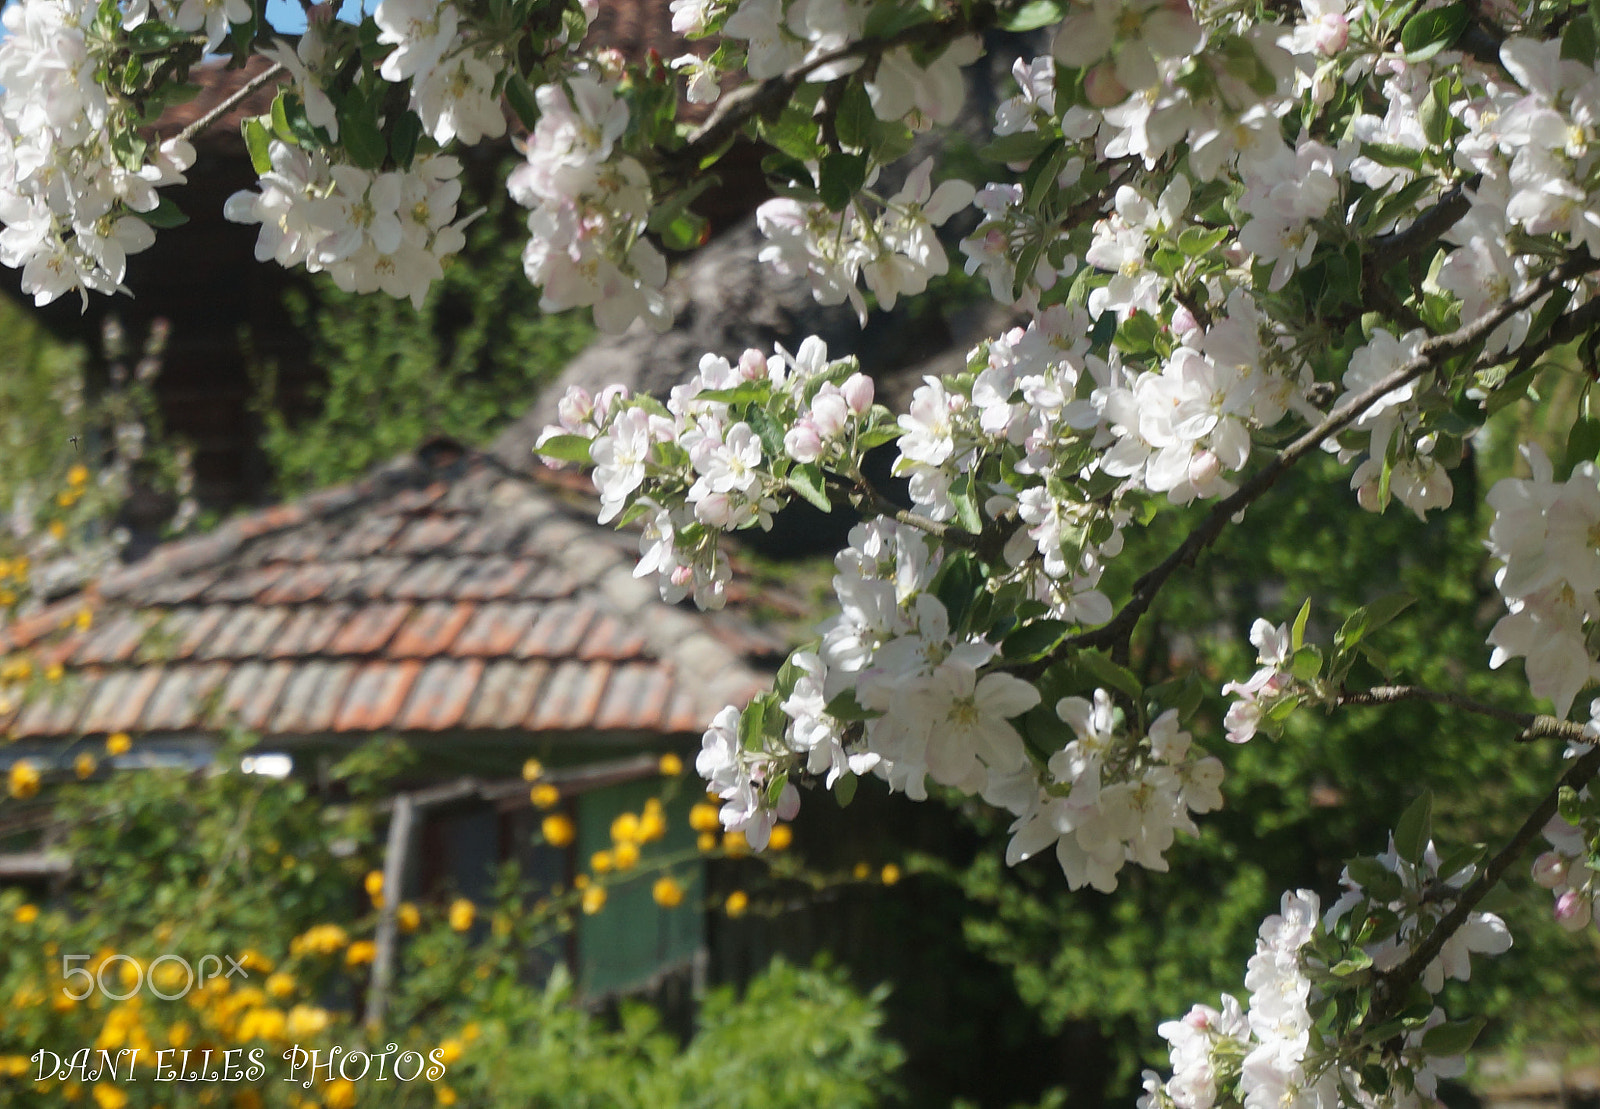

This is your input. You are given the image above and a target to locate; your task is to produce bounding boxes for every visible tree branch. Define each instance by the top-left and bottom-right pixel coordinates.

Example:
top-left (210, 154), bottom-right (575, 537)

top-left (1066, 255), bottom-right (1600, 657)
top-left (828, 469), bottom-right (983, 551)
top-left (1333, 685), bottom-right (1592, 743)
top-left (172, 62), bottom-right (285, 146)
top-left (1365, 742), bottom-right (1600, 1028)
top-left (660, 11), bottom-right (991, 177)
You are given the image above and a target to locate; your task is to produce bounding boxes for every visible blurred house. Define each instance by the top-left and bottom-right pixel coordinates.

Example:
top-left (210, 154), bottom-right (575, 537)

top-left (0, 437), bottom-right (793, 997)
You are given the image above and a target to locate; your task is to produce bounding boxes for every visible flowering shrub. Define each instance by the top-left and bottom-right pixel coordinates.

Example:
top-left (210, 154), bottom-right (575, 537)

top-left (9, 0), bottom-right (1600, 1102)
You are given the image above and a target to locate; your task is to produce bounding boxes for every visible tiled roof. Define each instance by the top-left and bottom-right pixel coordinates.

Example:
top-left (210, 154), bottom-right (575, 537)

top-left (0, 443), bottom-right (786, 743)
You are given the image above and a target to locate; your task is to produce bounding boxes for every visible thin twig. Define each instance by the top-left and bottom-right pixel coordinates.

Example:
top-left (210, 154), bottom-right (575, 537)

top-left (662, 13), bottom-right (988, 176)
top-left (829, 469), bottom-right (982, 550)
top-left (1065, 254), bottom-right (1600, 657)
top-left (1333, 685), bottom-right (1592, 743)
top-left (173, 62), bottom-right (286, 147)
top-left (1365, 743), bottom-right (1600, 1028)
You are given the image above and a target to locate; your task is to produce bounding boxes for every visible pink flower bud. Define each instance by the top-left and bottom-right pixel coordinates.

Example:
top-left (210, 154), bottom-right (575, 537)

top-left (1556, 888), bottom-right (1592, 931)
top-left (1171, 304), bottom-right (1199, 338)
top-left (739, 348), bottom-right (769, 381)
top-left (1314, 12), bottom-right (1349, 54)
top-left (810, 392), bottom-right (849, 438)
top-left (1084, 63), bottom-right (1130, 108)
top-left (1356, 481), bottom-right (1383, 513)
top-left (1532, 851), bottom-right (1568, 890)
top-left (557, 386), bottom-right (594, 430)
top-left (670, 565), bottom-right (694, 587)
top-left (1188, 449), bottom-right (1222, 487)
top-left (776, 781), bottom-right (801, 820)
top-left (784, 422), bottom-right (823, 463)
top-left (841, 372), bottom-right (875, 414)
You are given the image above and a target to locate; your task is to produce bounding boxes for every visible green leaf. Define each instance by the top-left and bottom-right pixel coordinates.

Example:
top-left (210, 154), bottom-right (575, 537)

top-left (857, 424), bottom-right (901, 450)
top-left (834, 772), bottom-right (857, 807)
top-left (270, 90), bottom-right (295, 144)
top-left (505, 73), bottom-right (540, 129)
top-left (1419, 1016), bottom-right (1487, 1056)
top-left (1176, 225), bottom-right (1229, 257)
top-left (1358, 142), bottom-right (1425, 171)
top-left (1346, 856), bottom-right (1404, 900)
top-left (1563, 13), bottom-right (1598, 65)
top-left (1290, 645), bottom-right (1323, 681)
top-left (1291, 598), bottom-right (1312, 651)
top-left (739, 696), bottom-right (769, 751)
top-left (127, 20), bottom-right (197, 53)
top-left (788, 463), bottom-right (833, 512)
top-left (337, 88), bottom-right (387, 170)
top-left (819, 152), bottom-right (868, 212)
top-left (137, 195), bottom-right (189, 229)
top-left (824, 689), bottom-right (878, 722)
top-left (834, 82), bottom-right (876, 151)
top-left (979, 130), bottom-right (1052, 165)
top-left (1399, 2), bottom-right (1467, 61)
top-left (1001, 619), bottom-right (1072, 663)
top-left (241, 117), bottom-right (273, 175)
top-left (1564, 414), bottom-right (1600, 477)
top-left (535, 434), bottom-right (594, 465)
top-left (1075, 650), bottom-right (1143, 704)
top-left (949, 475), bottom-right (983, 536)
top-left (389, 110), bottom-right (423, 170)
top-left (1334, 593), bottom-right (1415, 651)
top-left (998, 0), bottom-right (1064, 30)
top-left (1393, 790), bottom-right (1433, 865)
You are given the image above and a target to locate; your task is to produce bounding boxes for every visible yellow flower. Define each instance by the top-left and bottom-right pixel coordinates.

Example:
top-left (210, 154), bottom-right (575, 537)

top-left (610, 811), bottom-right (640, 844)
top-left (236, 949), bottom-right (275, 973)
top-left (541, 813), bottom-right (575, 847)
top-left (460, 1022), bottom-right (480, 1042)
top-left (530, 783), bottom-right (560, 809)
top-left (48, 520), bottom-right (67, 540)
top-left (581, 886), bottom-right (607, 915)
top-left (264, 973), bottom-right (296, 999)
top-left (74, 753), bottom-right (96, 779)
top-left (292, 924), bottom-right (348, 955)
top-left (697, 832), bottom-right (717, 852)
top-left (235, 1006), bottom-right (287, 1042)
top-left (852, 862), bottom-right (871, 880)
top-left (651, 876), bottom-right (685, 909)
top-left (364, 870), bottom-right (384, 900)
top-left (612, 841), bottom-right (639, 870)
top-left (105, 732), bottom-right (131, 756)
top-left (448, 899), bottom-right (475, 932)
top-left (590, 849), bottom-right (614, 873)
top-left (722, 831), bottom-right (750, 858)
top-left (880, 864), bottom-right (901, 886)
top-left (46, 662), bottom-right (64, 683)
top-left (168, 1021), bottom-right (191, 1048)
top-left (324, 1078), bottom-right (357, 1109)
top-left (286, 1005), bottom-right (330, 1037)
top-left (91, 1084), bottom-right (128, 1109)
top-left (63, 1080), bottom-right (81, 1101)
top-left (689, 802), bottom-right (721, 832)
top-left (657, 752), bottom-right (683, 776)
top-left (8, 759), bottom-right (41, 799)
top-left (521, 758), bottom-right (543, 781)
top-left (397, 902), bottom-right (420, 933)
top-left (638, 802), bottom-right (666, 842)
top-left (435, 1039), bottom-right (463, 1065)
top-left (345, 940), bottom-right (376, 967)
top-left (724, 891), bottom-right (749, 918)
top-left (436, 1086), bottom-right (458, 1106)
top-left (572, 873), bottom-right (590, 889)
top-left (767, 824), bottom-right (793, 851)
top-left (75, 608), bottom-right (91, 631)
top-left (14, 903), bottom-right (38, 924)
top-left (68, 464), bottom-right (89, 487)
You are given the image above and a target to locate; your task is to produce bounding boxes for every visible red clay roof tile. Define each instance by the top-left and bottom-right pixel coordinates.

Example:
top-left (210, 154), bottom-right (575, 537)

top-left (388, 601), bottom-right (474, 658)
top-left (325, 602), bottom-right (411, 655)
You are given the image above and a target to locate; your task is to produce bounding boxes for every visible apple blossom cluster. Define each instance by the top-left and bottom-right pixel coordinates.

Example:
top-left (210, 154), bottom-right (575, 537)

top-left (758, 159), bottom-right (976, 324)
top-left (1220, 618), bottom-right (1294, 745)
top-left (994, 692), bottom-right (1224, 891)
top-left (1484, 444), bottom-right (1600, 718)
top-left (508, 74), bottom-right (671, 332)
top-left (1144, 836), bottom-right (1511, 1109)
top-left (0, 0), bottom-right (193, 308)
top-left (372, 0), bottom-right (524, 146)
top-left (224, 144), bottom-right (473, 309)
top-left (1532, 806), bottom-right (1600, 934)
